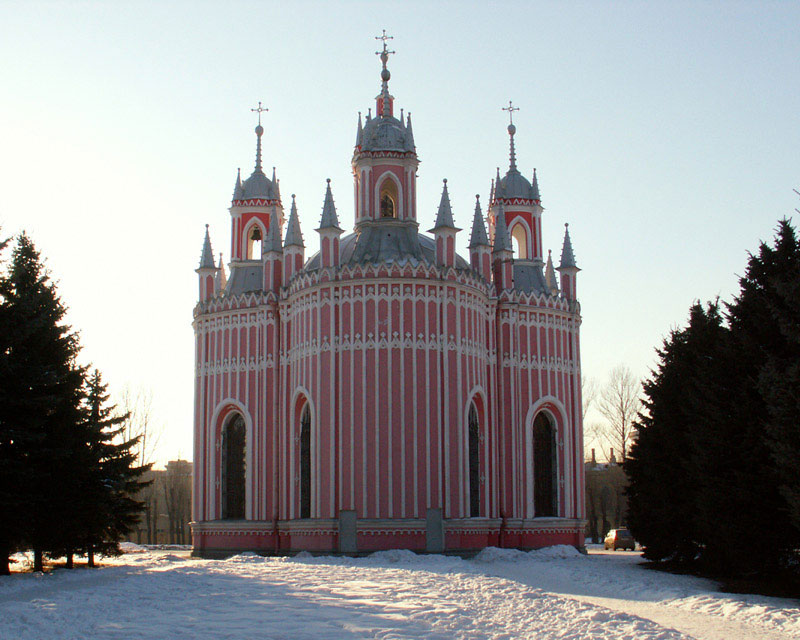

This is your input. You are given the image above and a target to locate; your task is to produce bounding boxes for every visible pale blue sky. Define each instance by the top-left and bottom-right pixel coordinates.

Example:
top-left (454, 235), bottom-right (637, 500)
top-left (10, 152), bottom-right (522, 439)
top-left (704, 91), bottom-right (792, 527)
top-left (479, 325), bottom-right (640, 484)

top-left (1, 1), bottom-right (798, 464)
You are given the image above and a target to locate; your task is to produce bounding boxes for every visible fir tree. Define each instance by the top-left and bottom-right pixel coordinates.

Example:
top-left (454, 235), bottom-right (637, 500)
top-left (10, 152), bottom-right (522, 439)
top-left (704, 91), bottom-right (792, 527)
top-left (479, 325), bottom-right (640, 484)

top-left (0, 229), bottom-right (15, 575)
top-left (0, 234), bottom-right (85, 572)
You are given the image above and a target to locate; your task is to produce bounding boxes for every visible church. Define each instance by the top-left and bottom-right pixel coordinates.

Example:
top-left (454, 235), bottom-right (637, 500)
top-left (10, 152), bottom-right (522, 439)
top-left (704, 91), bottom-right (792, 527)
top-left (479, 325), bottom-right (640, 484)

top-left (192, 36), bottom-right (585, 556)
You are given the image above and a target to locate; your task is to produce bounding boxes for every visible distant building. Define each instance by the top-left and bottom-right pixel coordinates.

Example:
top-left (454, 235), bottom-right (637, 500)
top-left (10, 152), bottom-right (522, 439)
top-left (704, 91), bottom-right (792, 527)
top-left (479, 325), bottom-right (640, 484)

top-left (192, 36), bottom-right (585, 556)
top-left (584, 449), bottom-right (627, 543)
top-left (127, 459), bottom-right (192, 546)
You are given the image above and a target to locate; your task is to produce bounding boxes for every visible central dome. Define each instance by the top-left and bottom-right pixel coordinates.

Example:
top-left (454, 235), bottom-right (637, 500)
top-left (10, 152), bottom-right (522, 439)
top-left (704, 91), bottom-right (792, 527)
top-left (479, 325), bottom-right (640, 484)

top-left (360, 115), bottom-right (414, 152)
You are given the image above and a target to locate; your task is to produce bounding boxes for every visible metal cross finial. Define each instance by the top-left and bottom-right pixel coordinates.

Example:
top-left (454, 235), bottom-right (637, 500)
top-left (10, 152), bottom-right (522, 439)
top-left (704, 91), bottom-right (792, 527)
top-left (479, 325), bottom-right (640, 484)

top-left (502, 100), bottom-right (520, 125)
top-left (251, 101), bottom-right (269, 126)
top-left (375, 29), bottom-right (396, 62)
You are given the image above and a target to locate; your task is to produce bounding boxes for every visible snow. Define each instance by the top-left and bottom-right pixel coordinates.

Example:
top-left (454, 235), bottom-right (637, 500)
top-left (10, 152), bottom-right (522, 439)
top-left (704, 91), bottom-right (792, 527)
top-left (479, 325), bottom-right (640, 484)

top-left (1, 547), bottom-right (797, 639)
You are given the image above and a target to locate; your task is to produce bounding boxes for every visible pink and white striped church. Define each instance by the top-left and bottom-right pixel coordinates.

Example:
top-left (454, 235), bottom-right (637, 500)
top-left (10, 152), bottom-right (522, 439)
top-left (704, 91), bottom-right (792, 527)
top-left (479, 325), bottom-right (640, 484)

top-left (192, 36), bottom-right (584, 557)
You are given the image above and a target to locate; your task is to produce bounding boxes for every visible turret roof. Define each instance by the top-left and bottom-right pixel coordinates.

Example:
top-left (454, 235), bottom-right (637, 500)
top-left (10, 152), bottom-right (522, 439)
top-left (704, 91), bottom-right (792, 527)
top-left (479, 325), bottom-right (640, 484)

top-left (284, 195), bottom-right (304, 248)
top-left (558, 223), bottom-right (578, 269)
top-left (431, 179), bottom-right (457, 230)
top-left (318, 179), bottom-right (341, 230)
top-left (492, 204), bottom-right (513, 254)
top-left (198, 225), bottom-right (215, 269)
top-left (469, 195), bottom-right (490, 248)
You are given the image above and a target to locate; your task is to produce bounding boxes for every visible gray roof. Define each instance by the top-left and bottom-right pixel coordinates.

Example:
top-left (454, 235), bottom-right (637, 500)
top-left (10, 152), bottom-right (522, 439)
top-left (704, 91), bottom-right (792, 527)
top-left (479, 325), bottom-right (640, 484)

top-left (233, 168), bottom-right (243, 200)
top-left (305, 223), bottom-right (469, 271)
top-left (198, 225), bottom-right (215, 269)
top-left (359, 112), bottom-right (415, 153)
top-left (559, 223), bottom-right (577, 269)
top-left (495, 169), bottom-right (537, 201)
top-left (468, 195), bottom-right (490, 248)
top-left (513, 262), bottom-right (550, 295)
top-left (531, 168), bottom-right (540, 201)
top-left (493, 205), bottom-right (513, 253)
top-left (284, 195), bottom-right (304, 248)
top-left (318, 179), bottom-right (341, 230)
top-left (236, 127), bottom-right (278, 201)
top-left (431, 179), bottom-right (457, 230)
top-left (225, 263), bottom-right (263, 295)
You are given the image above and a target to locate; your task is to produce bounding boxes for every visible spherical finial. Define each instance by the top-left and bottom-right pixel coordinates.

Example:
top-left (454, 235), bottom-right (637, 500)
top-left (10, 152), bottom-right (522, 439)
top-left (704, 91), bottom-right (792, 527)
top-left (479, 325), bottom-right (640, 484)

top-left (565, 222), bottom-right (569, 228)
top-left (507, 123), bottom-right (516, 136)
top-left (326, 178), bottom-right (331, 184)
top-left (475, 194), bottom-right (480, 200)
top-left (205, 223), bottom-right (209, 230)
top-left (255, 124), bottom-right (264, 136)
top-left (292, 193), bottom-right (296, 199)
top-left (443, 178), bottom-right (447, 184)
top-left (381, 68), bottom-right (390, 82)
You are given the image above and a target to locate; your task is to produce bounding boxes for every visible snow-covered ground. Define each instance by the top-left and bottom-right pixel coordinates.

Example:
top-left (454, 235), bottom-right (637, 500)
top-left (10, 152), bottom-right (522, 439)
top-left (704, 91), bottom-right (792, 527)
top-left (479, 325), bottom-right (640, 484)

top-left (1, 545), bottom-right (797, 639)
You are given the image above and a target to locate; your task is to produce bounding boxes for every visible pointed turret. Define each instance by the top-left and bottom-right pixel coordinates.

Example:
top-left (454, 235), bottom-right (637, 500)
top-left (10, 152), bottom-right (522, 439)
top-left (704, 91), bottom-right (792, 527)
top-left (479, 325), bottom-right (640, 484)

top-left (405, 112), bottom-right (415, 151)
top-left (429, 179), bottom-right (460, 267)
top-left (199, 224), bottom-right (215, 269)
top-left (469, 195), bottom-right (491, 281)
top-left (431, 179), bottom-right (456, 230)
top-left (531, 168), bottom-right (540, 202)
top-left (233, 168), bottom-right (243, 200)
top-left (263, 208), bottom-right (283, 254)
top-left (215, 252), bottom-right (228, 294)
top-left (284, 195), bottom-right (304, 248)
top-left (283, 195), bottom-right (305, 286)
top-left (492, 205), bottom-right (513, 291)
top-left (492, 204), bottom-right (513, 254)
top-left (196, 224), bottom-right (218, 302)
top-left (544, 249), bottom-right (559, 294)
top-left (262, 209), bottom-right (283, 293)
top-left (356, 112), bottom-right (363, 147)
top-left (557, 223), bottom-right (580, 300)
top-left (317, 179), bottom-right (343, 268)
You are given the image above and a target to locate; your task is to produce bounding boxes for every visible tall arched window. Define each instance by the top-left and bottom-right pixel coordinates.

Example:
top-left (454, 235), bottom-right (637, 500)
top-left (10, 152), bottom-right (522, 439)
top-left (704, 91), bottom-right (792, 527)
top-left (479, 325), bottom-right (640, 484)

top-left (221, 414), bottom-right (246, 519)
top-left (511, 223), bottom-right (528, 260)
top-left (468, 403), bottom-right (481, 517)
top-left (533, 413), bottom-right (556, 517)
top-left (379, 179), bottom-right (398, 218)
top-left (299, 404), bottom-right (311, 518)
top-left (247, 225), bottom-right (263, 259)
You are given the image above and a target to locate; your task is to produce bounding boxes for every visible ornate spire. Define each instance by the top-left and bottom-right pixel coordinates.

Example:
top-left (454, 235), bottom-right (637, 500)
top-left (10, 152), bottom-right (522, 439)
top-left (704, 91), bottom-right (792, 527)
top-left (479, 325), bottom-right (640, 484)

top-left (375, 29), bottom-right (395, 108)
top-left (559, 223), bottom-right (577, 268)
top-left (250, 101), bottom-right (268, 173)
top-left (199, 224), bottom-right (215, 269)
top-left (545, 249), bottom-right (558, 292)
top-left (356, 112), bottom-right (363, 147)
top-left (263, 209), bottom-right (282, 253)
top-left (319, 179), bottom-right (341, 230)
top-left (502, 100), bottom-right (520, 171)
top-left (405, 112), bottom-right (415, 150)
top-left (284, 194), bottom-right (305, 248)
top-left (469, 195), bottom-right (490, 248)
top-left (432, 179), bottom-right (456, 229)
top-left (493, 204), bottom-right (512, 253)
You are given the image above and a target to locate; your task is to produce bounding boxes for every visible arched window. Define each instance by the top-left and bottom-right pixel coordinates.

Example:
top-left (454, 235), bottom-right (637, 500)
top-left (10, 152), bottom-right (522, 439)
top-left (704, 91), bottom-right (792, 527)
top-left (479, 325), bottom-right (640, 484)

top-left (299, 404), bottom-right (311, 518)
top-left (511, 223), bottom-right (528, 260)
top-left (468, 403), bottom-right (481, 517)
top-left (221, 414), bottom-right (246, 519)
top-left (246, 225), bottom-right (263, 259)
top-left (379, 179), bottom-right (398, 218)
top-left (533, 413), bottom-right (557, 517)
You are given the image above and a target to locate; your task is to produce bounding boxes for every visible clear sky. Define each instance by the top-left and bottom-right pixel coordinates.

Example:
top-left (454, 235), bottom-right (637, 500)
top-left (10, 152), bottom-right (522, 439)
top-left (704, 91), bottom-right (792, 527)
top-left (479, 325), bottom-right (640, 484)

top-left (1, 1), bottom-right (798, 466)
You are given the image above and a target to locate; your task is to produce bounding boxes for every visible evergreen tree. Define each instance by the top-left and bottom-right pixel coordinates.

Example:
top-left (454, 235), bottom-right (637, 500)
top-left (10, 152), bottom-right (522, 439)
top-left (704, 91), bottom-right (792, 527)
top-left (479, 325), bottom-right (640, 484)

top-left (81, 370), bottom-right (150, 565)
top-left (0, 234), bottom-right (85, 572)
top-left (0, 229), bottom-right (15, 575)
top-left (626, 302), bottom-right (726, 564)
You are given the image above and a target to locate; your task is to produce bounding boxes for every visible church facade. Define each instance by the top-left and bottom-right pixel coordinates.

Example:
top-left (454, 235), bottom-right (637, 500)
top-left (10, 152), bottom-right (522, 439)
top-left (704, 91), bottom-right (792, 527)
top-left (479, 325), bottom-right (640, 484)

top-left (192, 39), bottom-right (585, 556)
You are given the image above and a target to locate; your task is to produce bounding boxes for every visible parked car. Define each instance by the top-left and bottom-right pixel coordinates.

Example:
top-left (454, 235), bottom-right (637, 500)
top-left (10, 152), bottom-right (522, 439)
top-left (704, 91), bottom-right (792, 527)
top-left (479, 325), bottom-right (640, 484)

top-left (604, 528), bottom-right (636, 551)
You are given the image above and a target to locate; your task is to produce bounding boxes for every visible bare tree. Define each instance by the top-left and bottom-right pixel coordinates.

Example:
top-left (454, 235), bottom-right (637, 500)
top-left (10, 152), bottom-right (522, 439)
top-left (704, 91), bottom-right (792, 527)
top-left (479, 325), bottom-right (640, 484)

top-left (595, 365), bottom-right (641, 462)
top-left (582, 376), bottom-right (599, 422)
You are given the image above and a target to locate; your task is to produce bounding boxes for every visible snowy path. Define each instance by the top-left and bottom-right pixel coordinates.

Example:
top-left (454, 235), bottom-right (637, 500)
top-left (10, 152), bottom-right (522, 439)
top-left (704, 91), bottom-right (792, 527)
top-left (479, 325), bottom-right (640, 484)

top-left (0, 546), bottom-right (797, 639)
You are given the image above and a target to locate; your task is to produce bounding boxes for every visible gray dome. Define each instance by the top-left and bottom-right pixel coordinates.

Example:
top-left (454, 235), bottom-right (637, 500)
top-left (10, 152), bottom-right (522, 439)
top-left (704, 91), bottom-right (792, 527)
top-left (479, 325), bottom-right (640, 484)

top-left (360, 115), bottom-right (414, 152)
top-left (495, 169), bottom-right (536, 201)
top-left (240, 169), bottom-right (276, 200)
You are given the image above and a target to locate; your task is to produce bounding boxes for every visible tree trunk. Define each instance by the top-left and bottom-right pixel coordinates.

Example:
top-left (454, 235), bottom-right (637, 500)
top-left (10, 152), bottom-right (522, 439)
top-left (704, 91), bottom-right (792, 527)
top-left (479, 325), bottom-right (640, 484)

top-left (87, 544), bottom-right (95, 568)
top-left (33, 548), bottom-right (44, 572)
top-left (0, 543), bottom-right (10, 575)
top-left (66, 552), bottom-right (73, 569)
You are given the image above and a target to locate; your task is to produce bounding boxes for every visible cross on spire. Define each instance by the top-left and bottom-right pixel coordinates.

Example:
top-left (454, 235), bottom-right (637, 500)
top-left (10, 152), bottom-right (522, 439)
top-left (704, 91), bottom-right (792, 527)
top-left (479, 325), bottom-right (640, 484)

top-left (375, 29), bottom-right (395, 57)
top-left (502, 100), bottom-right (519, 126)
top-left (251, 101), bottom-right (268, 126)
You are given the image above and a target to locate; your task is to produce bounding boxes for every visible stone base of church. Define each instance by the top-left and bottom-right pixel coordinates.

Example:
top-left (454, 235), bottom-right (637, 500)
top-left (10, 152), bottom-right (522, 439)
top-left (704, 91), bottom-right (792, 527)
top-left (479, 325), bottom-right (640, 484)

top-left (191, 517), bottom-right (585, 558)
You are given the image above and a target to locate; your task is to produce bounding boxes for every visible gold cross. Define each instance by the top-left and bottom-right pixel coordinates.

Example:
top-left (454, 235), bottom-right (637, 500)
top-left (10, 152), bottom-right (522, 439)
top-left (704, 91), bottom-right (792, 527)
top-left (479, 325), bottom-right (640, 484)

top-left (502, 100), bottom-right (520, 125)
top-left (251, 101), bottom-right (268, 126)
